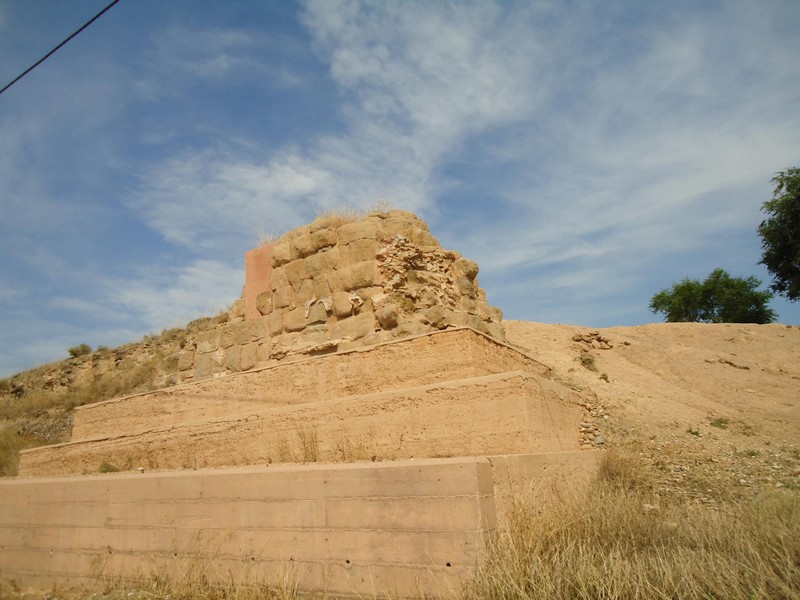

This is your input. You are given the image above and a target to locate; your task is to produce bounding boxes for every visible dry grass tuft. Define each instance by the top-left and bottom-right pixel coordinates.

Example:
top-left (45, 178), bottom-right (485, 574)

top-left (257, 227), bottom-right (280, 247)
top-left (315, 199), bottom-right (395, 224)
top-left (4, 569), bottom-right (301, 600)
top-left (297, 425), bottom-right (319, 463)
top-left (469, 450), bottom-right (800, 600)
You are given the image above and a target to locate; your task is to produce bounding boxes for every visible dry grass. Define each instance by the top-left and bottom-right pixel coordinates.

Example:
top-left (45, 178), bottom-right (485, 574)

top-left (335, 432), bottom-right (377, 462)
top-left (468, 450), bottom-right (800, 600)
top-left (579, 350), bottom-right (598, 371)
top-left (315, 199), bottom-right (395, 224)
top-left (0, 356), bottom-right (164, 476)
top-left (0, 426), bottom-right (27, 477)
top-left (297, 425), bottom-right (319, 462)
top-left (257, 227), bottom-right (280, 247)
top-left (2, 570), bottom-right (301, 600)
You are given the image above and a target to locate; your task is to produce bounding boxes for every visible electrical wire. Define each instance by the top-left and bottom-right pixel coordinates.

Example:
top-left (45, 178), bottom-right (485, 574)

top-left (0, 0), bottom-right (121, 96)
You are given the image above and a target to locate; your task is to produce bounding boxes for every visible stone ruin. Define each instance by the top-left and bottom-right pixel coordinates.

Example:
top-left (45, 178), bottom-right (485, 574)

top-left (251, 209), bottom-right (504, 343)
top-left (0, 210), bottom-right (599, 599)
top-left (177, 209), bottom-right (504, 382)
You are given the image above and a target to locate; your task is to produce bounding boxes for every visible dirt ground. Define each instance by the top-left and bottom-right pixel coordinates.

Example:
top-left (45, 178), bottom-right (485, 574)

top-left (504, 320), bottom-right (800, 502)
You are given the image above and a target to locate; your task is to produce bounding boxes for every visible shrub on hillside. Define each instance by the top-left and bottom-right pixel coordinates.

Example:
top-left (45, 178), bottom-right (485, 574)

top-left (67, 343), bottom-right (92, 358)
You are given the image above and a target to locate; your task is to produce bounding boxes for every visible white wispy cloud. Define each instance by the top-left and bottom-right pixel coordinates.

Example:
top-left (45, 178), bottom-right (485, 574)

top-left (130, 1), bottom-right (546, 251)
top-left (127, 0), bottom-right (800, 331)
top-left (2, 1), bottom-right (799, 376)
top-left (110, 259), bottom-right (244, 331)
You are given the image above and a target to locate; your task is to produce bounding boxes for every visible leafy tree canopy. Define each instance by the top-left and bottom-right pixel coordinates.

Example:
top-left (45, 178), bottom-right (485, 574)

top-left (759, 167), bottom-right (800, 301)
top-left (650, 269), bottom-right (776, 324)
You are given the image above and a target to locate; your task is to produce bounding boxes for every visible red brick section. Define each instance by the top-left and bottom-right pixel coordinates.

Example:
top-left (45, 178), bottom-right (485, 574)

top-left (245, 245), bottom-right (273, 320)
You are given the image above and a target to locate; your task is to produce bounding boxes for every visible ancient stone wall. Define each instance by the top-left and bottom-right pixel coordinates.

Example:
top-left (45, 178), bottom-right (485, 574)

top-left (176, 210), bottom-right (505, 383)
top-left (1, 211), bottom-right (505, 398)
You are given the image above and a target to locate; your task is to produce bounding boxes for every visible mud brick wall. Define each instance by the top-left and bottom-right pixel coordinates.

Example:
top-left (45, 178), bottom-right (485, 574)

top-left (175, 210), bottom-right (505, 383)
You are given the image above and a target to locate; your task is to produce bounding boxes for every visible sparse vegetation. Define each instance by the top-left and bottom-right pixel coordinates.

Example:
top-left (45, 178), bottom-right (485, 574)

top-left (296, 425), bottom-right (319, 462)
top-left (99, 461), bottom-right (120, 473)
top-left (0, 423), bottom-right (51, 477)
top-left (710, 416), bottom-right (730, 428)
top-left (257, 227), bottom-right (280, 247)
top-left (335, 433), bottom-right (376, 462)
top-left (469, 450), bottom-right (800, 600)
top-left (0, 426), bottom-right (25, 477)
top-left (579, 351), bottom-right (597, 371)
top-left (0, 346), bottom-right (169, 476)
top-left (15, 450), bottom-right (795, 600)
top-left (68, 343), bottom-right (92, 358)
top-left (1, 569), bottom-right (300, 600)
top-left (314, 199), bottom-right (395, 225)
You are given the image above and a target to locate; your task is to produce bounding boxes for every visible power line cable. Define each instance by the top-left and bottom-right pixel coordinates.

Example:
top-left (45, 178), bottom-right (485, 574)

top-left (0, 0), bottom-right (121, 97)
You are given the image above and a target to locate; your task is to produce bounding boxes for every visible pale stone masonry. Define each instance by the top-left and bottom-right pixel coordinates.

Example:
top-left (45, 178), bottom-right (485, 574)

top-left (177, 210), bottom-right (505, 383)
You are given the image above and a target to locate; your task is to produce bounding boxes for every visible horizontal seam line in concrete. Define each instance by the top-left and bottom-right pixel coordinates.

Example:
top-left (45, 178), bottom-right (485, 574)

top-left (0, 548), bottom-right (479, 564)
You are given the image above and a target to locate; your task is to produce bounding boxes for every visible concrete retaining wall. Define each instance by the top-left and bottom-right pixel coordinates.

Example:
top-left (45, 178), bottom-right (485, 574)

top-left (0, 458), bottom-right (495, 598)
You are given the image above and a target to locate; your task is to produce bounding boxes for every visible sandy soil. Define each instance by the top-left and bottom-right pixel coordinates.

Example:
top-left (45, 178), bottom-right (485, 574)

top-left (504, 320), bottom-right (800, 501)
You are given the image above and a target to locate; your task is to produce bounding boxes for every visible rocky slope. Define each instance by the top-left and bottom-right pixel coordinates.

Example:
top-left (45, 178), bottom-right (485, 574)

top-left (504, 320), bottom-right (800, 501)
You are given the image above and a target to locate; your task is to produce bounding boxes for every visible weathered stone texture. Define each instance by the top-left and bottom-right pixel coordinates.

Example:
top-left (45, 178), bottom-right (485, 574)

top-left (331, 309), bottom-right (376, 340)
top-left (196, 331), bottom-right (219, 354)
top-left (340, 260), bottom-right (380, 291)
top-left (255, 291), bottom-right (272, 316)
top-left (174, 209), bottom-right (505, 382)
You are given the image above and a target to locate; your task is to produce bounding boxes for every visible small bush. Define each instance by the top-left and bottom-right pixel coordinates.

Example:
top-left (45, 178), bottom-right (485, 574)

top-left (68, 343), bottom-right (92, 358)
top-left (740, 448), bottom-right (761, 458)
top-left (0, 425), bottom-right (52, 477)
top-left (579, 351), bottom-right (597, 371)
top-left (98, 461), bottom-right (119, 473)
top-left (0, 426), bottom-right (24, 477)
top-left (710, 417), bottom-right (730, 428)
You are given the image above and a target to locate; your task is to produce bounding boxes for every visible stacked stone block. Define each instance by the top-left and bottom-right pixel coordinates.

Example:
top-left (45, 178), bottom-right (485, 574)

top-left (176, 210), bottom-right (505, 383)
top-left (261, 210), bottom-right (504, 351)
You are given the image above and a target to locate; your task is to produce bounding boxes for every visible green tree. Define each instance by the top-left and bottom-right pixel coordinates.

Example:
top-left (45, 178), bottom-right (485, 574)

top-left (650, 269), bottom-right (776, 324)
top-left (758, 167), bottom-right (800, 301)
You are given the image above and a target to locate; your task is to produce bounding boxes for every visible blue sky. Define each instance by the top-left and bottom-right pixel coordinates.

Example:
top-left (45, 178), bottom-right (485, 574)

top-left (1, 0), bottom-right (798, 377)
